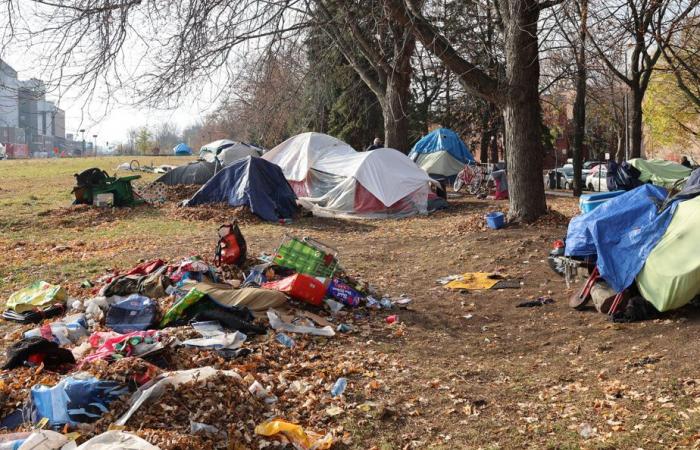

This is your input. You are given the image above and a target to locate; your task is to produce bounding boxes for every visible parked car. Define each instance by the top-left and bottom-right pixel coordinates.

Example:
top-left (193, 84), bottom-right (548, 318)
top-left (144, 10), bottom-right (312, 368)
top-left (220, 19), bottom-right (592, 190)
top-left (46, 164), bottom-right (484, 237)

top-left (586, 164), bottom-right (608, 191)
top-left (0, 143), bottom-right (6, 160)
top-left (557, 165), bottom-right (588, 190)
top-left (583, 161), bottom-right (602, 170)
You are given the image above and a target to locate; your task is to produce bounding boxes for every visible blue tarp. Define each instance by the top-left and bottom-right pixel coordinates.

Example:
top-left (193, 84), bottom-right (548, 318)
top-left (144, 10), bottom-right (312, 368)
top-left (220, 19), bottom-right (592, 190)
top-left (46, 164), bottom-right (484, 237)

top-left (408, 128), bottom-right (474, 163)
top-left (565, 184), bottom-right (677, 292)
top-left (173, 142), bottom-right (192, 155)
top-left (186, 156), bottom-right (297, 222)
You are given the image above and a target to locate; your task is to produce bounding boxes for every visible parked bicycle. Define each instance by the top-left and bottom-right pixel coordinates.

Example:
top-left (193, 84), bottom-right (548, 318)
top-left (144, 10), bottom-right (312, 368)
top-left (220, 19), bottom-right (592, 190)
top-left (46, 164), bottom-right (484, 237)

top-left (453, 162), bottom-right (492, 196)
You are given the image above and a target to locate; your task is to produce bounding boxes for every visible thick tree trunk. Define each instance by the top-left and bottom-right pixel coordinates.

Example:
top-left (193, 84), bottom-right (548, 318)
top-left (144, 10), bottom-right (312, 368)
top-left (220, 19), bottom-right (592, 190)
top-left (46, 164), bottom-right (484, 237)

top-left (629, 89), bottom-right (643, 159)
top-left (502, 1), bottom-right (547, 222)
top-left (382, 73), bottom-right (412, 153)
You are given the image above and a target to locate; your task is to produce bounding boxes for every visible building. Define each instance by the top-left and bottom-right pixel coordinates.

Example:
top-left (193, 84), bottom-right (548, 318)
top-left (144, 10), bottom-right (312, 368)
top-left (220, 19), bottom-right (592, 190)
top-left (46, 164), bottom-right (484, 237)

top-left (0, 58), bottom-right (67, 158)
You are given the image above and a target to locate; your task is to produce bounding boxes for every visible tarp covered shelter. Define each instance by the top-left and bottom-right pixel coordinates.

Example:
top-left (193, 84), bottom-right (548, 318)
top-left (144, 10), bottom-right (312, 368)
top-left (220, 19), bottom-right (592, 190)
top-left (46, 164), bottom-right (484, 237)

top-left (296, 148), bottom-right (434, 219)
top-left (217, 143), bottom-right (261, 166)
top-left (408, 128), bottom-right (474, 178)
top-left (262, 132), bottom-right (357, 195)
top-left (637, 195), bottom-right (700, 312)
top-left (154, 161), bottom-right (217, 185)
top-left (185, 156), bottom-right (297, 222)
top-left (199, 139), bottom-right (237, 162)
top-left (628, 158), bottom-right (692, 188)
top-left (565, 184), bottom-right (677, 293)
top-left (173, 143), bottom-right (192, 156)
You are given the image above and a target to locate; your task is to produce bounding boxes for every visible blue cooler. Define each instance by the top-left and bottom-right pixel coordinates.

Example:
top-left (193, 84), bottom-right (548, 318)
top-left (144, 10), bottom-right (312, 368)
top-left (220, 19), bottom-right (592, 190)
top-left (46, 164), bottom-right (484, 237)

top-left (579, 191), bottom-right (624, 213)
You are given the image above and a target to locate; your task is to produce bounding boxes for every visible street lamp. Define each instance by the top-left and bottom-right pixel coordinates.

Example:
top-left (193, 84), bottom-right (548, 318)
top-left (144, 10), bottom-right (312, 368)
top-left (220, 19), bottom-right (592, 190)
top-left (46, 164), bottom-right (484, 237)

top-left (80, 129), bottom-right (86, 156)
top-left (92, 134), bottom-right (98, 157)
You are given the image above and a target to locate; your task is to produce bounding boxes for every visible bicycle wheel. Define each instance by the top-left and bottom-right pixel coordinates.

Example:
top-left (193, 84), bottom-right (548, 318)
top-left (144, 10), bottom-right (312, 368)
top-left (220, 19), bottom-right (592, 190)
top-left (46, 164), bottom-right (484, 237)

top-left (453, 176), bottom-right (464, 192)
top-left (467, 171), bottom-right (484, 195)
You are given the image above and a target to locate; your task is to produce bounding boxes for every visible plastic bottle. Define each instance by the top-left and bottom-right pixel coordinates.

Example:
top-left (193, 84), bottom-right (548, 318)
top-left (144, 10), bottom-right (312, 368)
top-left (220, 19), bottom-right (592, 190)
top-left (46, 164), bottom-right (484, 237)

top-left (279, 218), bottom-right (293, 225)
top-left (330, 377), bottom-right (347, 397)
top-left (276, 333), bottom-right (295, 348)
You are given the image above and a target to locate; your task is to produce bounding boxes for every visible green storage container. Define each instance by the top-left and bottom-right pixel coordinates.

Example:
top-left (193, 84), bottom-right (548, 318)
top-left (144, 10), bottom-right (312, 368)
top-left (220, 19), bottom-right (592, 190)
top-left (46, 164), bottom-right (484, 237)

top-left (273, 236), bottom-right (338, 278)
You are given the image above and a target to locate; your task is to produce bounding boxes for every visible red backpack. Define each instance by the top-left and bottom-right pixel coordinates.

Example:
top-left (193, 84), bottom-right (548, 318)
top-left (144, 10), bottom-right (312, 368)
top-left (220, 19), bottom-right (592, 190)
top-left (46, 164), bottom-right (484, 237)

top-left (215, 223), bottom-right (247, 267)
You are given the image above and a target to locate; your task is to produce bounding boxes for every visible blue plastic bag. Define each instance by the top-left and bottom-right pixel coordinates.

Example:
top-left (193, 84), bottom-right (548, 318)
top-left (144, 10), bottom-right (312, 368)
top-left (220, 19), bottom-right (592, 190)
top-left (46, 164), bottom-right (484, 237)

top-left (105, 294), bottom-right (157, 333)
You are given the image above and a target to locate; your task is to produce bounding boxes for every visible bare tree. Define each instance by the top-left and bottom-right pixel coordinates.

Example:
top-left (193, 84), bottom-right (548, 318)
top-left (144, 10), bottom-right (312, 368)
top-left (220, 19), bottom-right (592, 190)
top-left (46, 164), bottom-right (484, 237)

top-left (383, 0), bottom-right (567, 221)
top-left (587, 0), bottom-right (699, 159)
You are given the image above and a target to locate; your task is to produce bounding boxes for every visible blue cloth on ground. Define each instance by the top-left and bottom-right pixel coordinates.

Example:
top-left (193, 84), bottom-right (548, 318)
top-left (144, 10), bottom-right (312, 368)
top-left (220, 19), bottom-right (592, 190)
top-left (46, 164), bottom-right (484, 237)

top-left (565, 184), bottom-right (677, 292)
top-left (31, 377), bottom-right (127, 426)
top-left (408, 128), bottom-right (474, 163)
top-left (186, 156), bottom-right (297, 222)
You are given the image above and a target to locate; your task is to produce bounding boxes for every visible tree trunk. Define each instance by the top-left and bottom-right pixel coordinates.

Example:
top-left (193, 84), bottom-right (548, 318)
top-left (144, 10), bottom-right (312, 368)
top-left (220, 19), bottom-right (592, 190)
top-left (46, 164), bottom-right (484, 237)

top-left (502, 1), bottom-right (548, 222)
top-left (629, 89), bottom-right (643, 159)
top-left (479, 108), bottom-right (491, 162)
top-left (489, 131), bottom-right (499, 164)
top-left (382, 73), bottom-right (412, 152)
top-left (571, 0), bottom-right (587, 198)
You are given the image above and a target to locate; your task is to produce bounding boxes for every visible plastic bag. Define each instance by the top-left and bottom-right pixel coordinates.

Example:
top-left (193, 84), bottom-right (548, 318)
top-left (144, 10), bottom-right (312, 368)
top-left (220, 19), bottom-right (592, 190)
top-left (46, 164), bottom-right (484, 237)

top-left (6, 282), bottom-right (66, 313)
top-left (255, 419), bottom-right (333, 450)
top-left (105, 295), bottom-right (157, 333)
top-left (23, 314), bottom-right (87, 346)
top-left (159, 288), bottom-right (206, 327)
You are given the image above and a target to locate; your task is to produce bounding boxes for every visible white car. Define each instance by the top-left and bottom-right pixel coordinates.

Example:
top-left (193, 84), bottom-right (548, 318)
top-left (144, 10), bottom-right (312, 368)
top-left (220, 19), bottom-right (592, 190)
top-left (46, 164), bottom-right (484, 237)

top-left (0, 143), bottom-right (6, 159)
top-left (586, 164), bottom-right (608, 191)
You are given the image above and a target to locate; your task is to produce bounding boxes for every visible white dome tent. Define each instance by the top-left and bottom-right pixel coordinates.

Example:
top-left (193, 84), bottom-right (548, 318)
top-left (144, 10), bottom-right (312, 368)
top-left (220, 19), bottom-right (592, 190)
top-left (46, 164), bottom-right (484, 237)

top-left (264, 132), bottom-right (435, 219)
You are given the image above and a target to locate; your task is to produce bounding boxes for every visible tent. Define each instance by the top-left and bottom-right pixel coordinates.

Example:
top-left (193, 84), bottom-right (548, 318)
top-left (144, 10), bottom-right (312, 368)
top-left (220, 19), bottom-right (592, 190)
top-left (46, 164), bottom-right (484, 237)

top-left (185, 156), bottom-right (297, 222)
top-left (408, 128), bottom-right (474, 178)
top-left (296, 148), bottom-right (434, 219)
top-left (262, 132), bottom-right (357, 195)
top-left (154, 161), bottom-right (217, 185)
top-left (173, 143), bottom-right (192, 156)
top-left (628, 158), bottom-right (692, 188)
top-left (199, 139), bottom-right (237, 162)
top-left (636, 195), bottom-right (700, 312)
top-left (217, 142), bottom-right (262, 166)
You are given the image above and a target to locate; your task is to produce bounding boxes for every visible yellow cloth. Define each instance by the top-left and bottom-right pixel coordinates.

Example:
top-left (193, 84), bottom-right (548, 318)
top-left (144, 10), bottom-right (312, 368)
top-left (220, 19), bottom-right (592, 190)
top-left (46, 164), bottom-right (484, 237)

top-left (445, 273), bottom-right (500, 290)
top-left (636, 195), bottom-right (700, 312)
top-left (5, 281), bottom-right (66, 313)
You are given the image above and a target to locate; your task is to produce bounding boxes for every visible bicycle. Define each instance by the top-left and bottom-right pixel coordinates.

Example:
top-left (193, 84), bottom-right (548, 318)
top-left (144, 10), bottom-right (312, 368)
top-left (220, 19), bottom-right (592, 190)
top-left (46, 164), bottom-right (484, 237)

top-left (453, 162), bottom-right (491, 195)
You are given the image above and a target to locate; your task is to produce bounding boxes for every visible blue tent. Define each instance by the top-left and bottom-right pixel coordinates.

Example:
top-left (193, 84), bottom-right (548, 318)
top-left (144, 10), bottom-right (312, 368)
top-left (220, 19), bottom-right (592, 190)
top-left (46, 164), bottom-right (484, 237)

top-left (173, 143), bottom-right (193, 156)
top-left (408, 128), bottom-right (474, 178)
top-left (185, 156), bottom-right (297, 222)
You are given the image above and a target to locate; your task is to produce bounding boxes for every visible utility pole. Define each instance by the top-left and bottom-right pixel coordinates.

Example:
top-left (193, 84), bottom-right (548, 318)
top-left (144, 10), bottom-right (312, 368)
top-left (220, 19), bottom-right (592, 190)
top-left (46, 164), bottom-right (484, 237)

top-left (92, 134), bottom-right (98, 157)
top-left (80, 129), bottom-right (86, 156)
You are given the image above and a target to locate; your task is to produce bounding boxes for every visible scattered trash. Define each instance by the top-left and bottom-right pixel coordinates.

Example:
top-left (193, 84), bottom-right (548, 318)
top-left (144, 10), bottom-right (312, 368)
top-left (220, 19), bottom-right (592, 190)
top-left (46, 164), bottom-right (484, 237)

top-left (327, 278), bottom-right (362, 306)
top-left (330, 377), bottom-right (348, 397)
top-left (275, 332), bottom-right (296, 348)
top-left (385, 315), bottom-right (399, 325)
top-left (255, 419), bottom-right (333, 450)
top-left (336, 324), bottom-right (352, 333)
top-left (32, 375), bottom-right (128, 426)
top-left (325, 299), bottom-right (345, 314)
top-left (516, 297), bottom-right (555, 308)
top-left (267, 309), bottom-right (336, 337)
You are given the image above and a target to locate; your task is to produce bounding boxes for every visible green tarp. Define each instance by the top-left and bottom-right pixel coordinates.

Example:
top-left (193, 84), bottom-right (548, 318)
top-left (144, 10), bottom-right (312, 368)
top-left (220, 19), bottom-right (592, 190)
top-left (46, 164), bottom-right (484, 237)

top-left (628, 158), bottom-right (692, 188)
top-left (5, 281), bottom-right (66, 313)
top-left (637, 195), bottom-right (700, 312)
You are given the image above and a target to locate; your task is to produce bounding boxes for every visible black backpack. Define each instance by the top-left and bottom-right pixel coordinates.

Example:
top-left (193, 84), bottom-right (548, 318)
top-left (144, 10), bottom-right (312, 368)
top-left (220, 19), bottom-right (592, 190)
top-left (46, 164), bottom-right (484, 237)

top-left (74, 168), bottom-right (109, 188)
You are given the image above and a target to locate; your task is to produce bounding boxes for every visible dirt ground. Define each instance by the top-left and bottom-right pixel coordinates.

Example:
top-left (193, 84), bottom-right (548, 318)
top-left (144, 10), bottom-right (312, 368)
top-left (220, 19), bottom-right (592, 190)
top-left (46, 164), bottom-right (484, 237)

top-left (1, 157), bottom-right (700, 449)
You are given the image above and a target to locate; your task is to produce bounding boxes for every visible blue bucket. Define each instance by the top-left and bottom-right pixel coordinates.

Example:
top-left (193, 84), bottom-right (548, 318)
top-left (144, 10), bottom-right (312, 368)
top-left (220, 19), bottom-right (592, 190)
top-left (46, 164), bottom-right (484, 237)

top-left (485, 212), bottom-right (505, 229)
